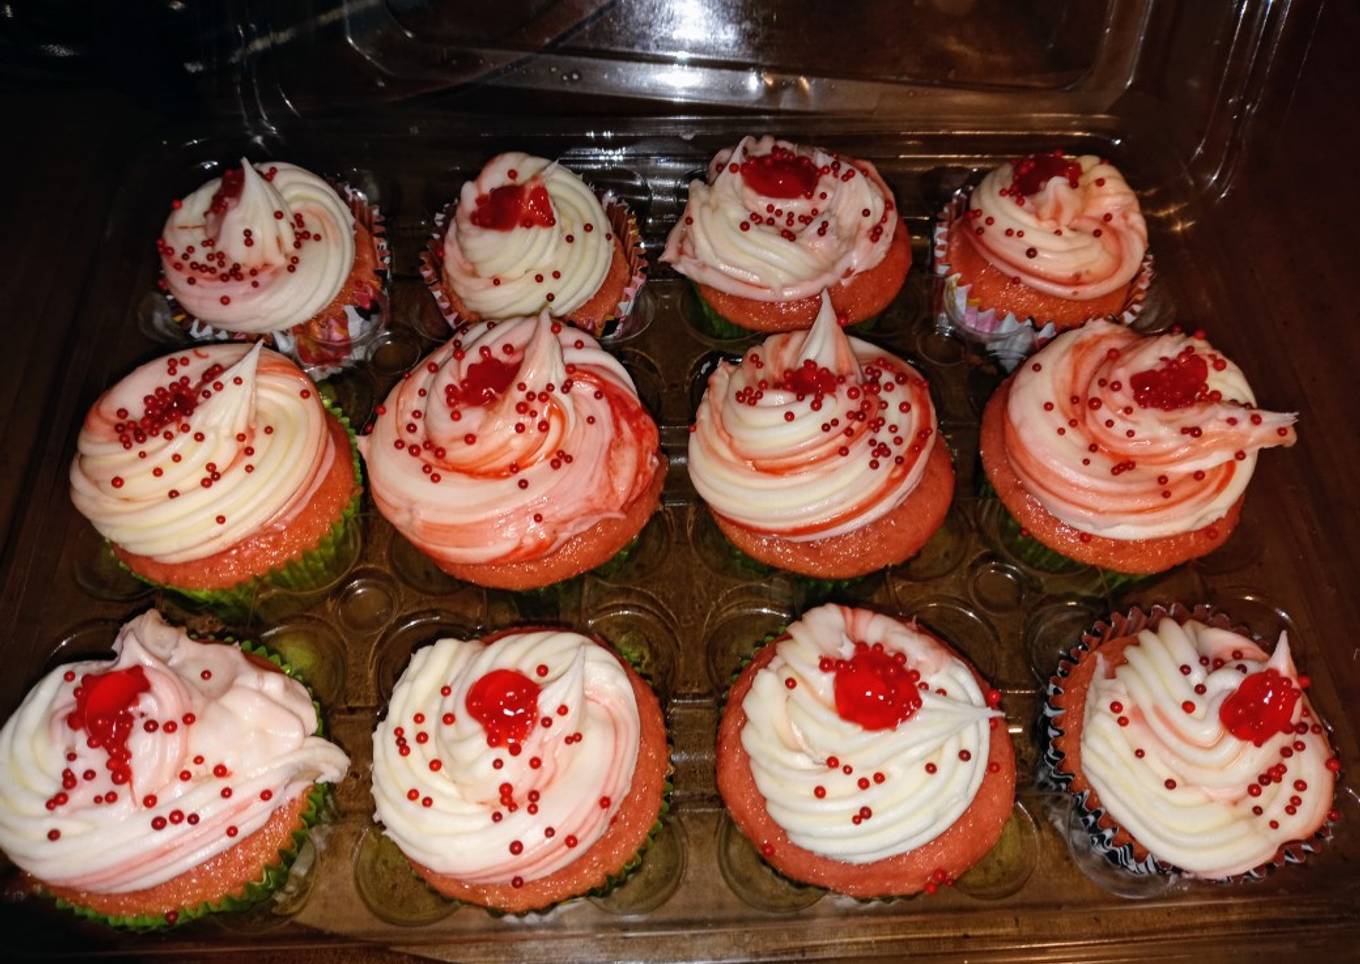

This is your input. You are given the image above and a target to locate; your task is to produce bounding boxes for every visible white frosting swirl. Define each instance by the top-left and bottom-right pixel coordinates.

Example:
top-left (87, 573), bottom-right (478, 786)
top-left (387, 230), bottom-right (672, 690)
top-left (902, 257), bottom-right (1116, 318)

top-left (160, 161), bottom-right (356, 334)
top-left (1004, 320), bottom-right (1296, 540)
top-left (372, 630), bottom-right (640, 883)
top-left (740, 605), bottom-right (1000, 863)
top-left (70, 344), bottom-right (339, 563)
top-left (662, 136), bottom-right (898, 302)
top-left (1080, 618), bottom-right (1335, 878)
top-left (0, 610), bottom-right (349, 893)
top-left (440, 153), bottom-right (613, 319)
top-left (965, 154), bottom-right (1146, 300)
top-left (359, 313), bottom-right (659, 567)
top-left (689, 292), bottom-right (936, 540)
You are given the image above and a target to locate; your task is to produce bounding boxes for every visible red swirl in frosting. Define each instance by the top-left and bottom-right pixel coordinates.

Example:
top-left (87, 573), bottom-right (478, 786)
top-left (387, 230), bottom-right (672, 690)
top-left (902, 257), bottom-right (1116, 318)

top-left (688, 292), bottom-right (936, 539)
top-left (964, 153), bottom-right (1146, 301)
top-left (359, 313), bottom-right (660, 567)
top-left (662, 136), bottom-right (898, 302)
top-left (1002, 321), bottom-right (1296, 540)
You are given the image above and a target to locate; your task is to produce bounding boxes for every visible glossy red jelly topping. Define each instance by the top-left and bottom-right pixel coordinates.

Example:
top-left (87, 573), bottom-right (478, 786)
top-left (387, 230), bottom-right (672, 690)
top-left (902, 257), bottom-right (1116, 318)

top-left (1220, 668), bottom-right (1300, 746)
top-left (449, 356), bottom-right (520, 407)
top-left (783, 359), bottom-right (838, 397)
top-left (1009, 152), bottom-right (1082, 197)
top-left (833, 643), bottom-right (923, 731)
top-left (209, 166), bottom-right (245, 215)
top-left (466, 669), bottom-right (540, 747)
top-left (740, 147), bottom-right (820, 199)
top-left (470, 183), bottom-right (556, 231)
top-left (66, 666), bottom-right (151, 786)
top-left (1130, 350), bottom-right (1209, 410)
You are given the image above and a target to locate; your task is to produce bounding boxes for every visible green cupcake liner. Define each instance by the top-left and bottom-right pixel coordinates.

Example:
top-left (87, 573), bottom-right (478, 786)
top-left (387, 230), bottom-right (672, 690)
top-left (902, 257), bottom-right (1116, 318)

top-left (51, 639), bottom-right (335, 930)
top-left (718, 529), bottom-right (876, 601)
top-left (976, 478), bottom-right (1147, 593)
top-left (115, 400), bottom-right (364, 623)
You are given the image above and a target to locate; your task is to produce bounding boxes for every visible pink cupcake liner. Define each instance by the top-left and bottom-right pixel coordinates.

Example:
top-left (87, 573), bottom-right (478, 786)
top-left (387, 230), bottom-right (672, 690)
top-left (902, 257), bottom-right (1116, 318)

top-left (420, 191), bottom-right (647, 339)
top-left (932, 188), bottom-right (1154, 371)
top-left (159, 182), bottom-right (391, 381)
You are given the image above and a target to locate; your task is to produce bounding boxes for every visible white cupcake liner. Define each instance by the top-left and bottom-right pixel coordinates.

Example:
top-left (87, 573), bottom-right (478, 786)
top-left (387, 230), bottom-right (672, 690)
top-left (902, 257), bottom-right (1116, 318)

top-left (420, 191), bottom-right (648, 339)
top-left (932, 188), bottom-right (1154, 371)
top-left (159, 181), bottom-right (391, 381)
top-left (1040, 602), bottom-right (1332, 881)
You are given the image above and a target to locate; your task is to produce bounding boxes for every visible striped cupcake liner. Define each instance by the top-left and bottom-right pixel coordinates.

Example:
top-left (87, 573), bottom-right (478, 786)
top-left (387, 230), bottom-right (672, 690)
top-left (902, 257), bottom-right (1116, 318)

top-left (932, 188), bottom-right (1154, 371)
top-left (1040, 603), bottom-right (1333, 882)
top-left (50, 640), bottom-right (337, 929)
top-left (420, 190), bottom-right (648, 340)
top-left (159, 180), bottom-right (392, 381)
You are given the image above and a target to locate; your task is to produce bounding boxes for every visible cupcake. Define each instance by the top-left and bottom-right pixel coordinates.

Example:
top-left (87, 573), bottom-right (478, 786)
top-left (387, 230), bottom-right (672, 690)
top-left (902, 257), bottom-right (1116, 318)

top-left (158, 160), bottom-right (388, 374)
top-left (424, 152), bottom-right (645, 336)
top-left (371, 626), bottom-right (669, 913)
top-left (978, 319), bottom-right (1296, 575)
top-left (360, 312), bottom-right (665, 590)
top-left (69, 343), bottom-right (362, 616)
top-left (689, 291), bottom-right (954, 580)
top-left (0, 610), bottom-right (349, 927)
top-left (663, 135), bottom-right (911, 334)
top-left (1045, 604), bottom-right (1339, 878)
top-left (934, 151), bottom-right (1152, 365)
top-left (717, 604), bottom-right (1015, 897)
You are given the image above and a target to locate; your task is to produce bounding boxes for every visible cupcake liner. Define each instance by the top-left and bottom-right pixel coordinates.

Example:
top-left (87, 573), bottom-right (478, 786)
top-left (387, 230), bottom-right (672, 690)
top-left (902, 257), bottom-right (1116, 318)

top-left (1041, 603), bottom-right (1333, 881)
top-left (51, 640), bottom-right (334, 929)
top-left (976, 477), bottom-right (1148, 592)
top-left (115, 400), bottom-right (364, 624)
top-left (420, 191), bottom-right (648, 339)
top-left (932, 188), bottom-right (1154, 371)
top-left (159, 181), bottom-right (391, 381)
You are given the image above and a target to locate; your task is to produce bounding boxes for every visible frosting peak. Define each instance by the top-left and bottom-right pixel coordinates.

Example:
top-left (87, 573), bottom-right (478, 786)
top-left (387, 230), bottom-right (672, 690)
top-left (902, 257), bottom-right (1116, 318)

top-left (1003, 320), bottom-right (1296, 539)
top-left (0, 611), bottom-right (349, 894)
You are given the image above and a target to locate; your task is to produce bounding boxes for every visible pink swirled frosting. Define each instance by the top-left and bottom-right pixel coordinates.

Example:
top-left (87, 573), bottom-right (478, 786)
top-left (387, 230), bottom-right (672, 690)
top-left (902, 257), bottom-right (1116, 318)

top-left (663, 136), bottom-right (898, 302)
top-left (964, 153), bottom-right (1146, 301)
top-left (689, 292), bottom-right (936, 539)
top-left (0, 610), bottom-right (349, 893)
top-left (159, 160), bottom-right (357, 333)
top-left (1004, 320), bottom-right (1296, 540)
top-left (359, 313), bottom-right (660, 566)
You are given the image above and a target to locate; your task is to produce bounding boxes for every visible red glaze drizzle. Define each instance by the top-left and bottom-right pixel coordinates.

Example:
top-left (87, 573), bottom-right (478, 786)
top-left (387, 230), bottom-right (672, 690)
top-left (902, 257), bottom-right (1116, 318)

top-left (448, 356), bottom-right (520, 408)
top-left (1130, 349), bottom-right (1209, 410)
top-left (470, 183), bottom-right (556, 232)
top-left (66, 667), bottom-right (152, 788)
top-left (740, 147), bottom-right (820, 200)
top-left (1220, 668), bottom-right (1300, 746)
top-left (466, 669), bottom-right (540, 747)
top-left (833, 643), bottom-right (923, 731)
top-left (1009, 152), bottom-right (1082, 197)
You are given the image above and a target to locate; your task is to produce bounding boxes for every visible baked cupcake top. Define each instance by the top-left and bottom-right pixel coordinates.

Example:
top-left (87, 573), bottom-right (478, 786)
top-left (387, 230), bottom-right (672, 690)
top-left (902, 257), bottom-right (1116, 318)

top-left (0, 610), bottom-right (349, 894)
top-left (440, 153), bottom-right (614, 320)
top-left (1074, 617), bottom-right (1336, 877)
top-left (739, 605), bottom-right (1002, 863)
top-left (962, 152), bottom-right (1146, 301)
top-left (1001, 320), bottom-right (1296, 540)
top-left (70, 343), bottom-right (344, 563)
top-left (359, 313), bottom-right (659, 567)
top-left (663, 136), bottom-right (899, 302)
top-left (372, 629), bottom-right (641, 884)
top-left (159, 160), bottom-right (357, 334)
top-left (689, 292), bottom-right (936, 540)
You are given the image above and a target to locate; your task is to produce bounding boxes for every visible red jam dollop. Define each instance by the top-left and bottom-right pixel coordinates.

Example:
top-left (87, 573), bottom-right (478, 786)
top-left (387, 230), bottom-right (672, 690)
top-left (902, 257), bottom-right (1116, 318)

top-left (209, 166), bottom-right (245, 215)
top-left (1130, 350), bottom-right (1209, 410)
top-left (470, 183), bottom-right (556, 231)
top-left (1009, 152), bottom-right (1082, 197)
top-left (740, 147), bottom-right (820, 200)
top-left (1219, 668), bottom-right (1300, 746)
top-left (833, 643), bottom-right (922, 731)
top-left (466, 669), bottom-right (540, 747)
top-left (65, 666), bottom-right (152, 786)
top-left (449, 356), bottom-right (520, 407)
top-left (783, 359), bottom-right (838, 397)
